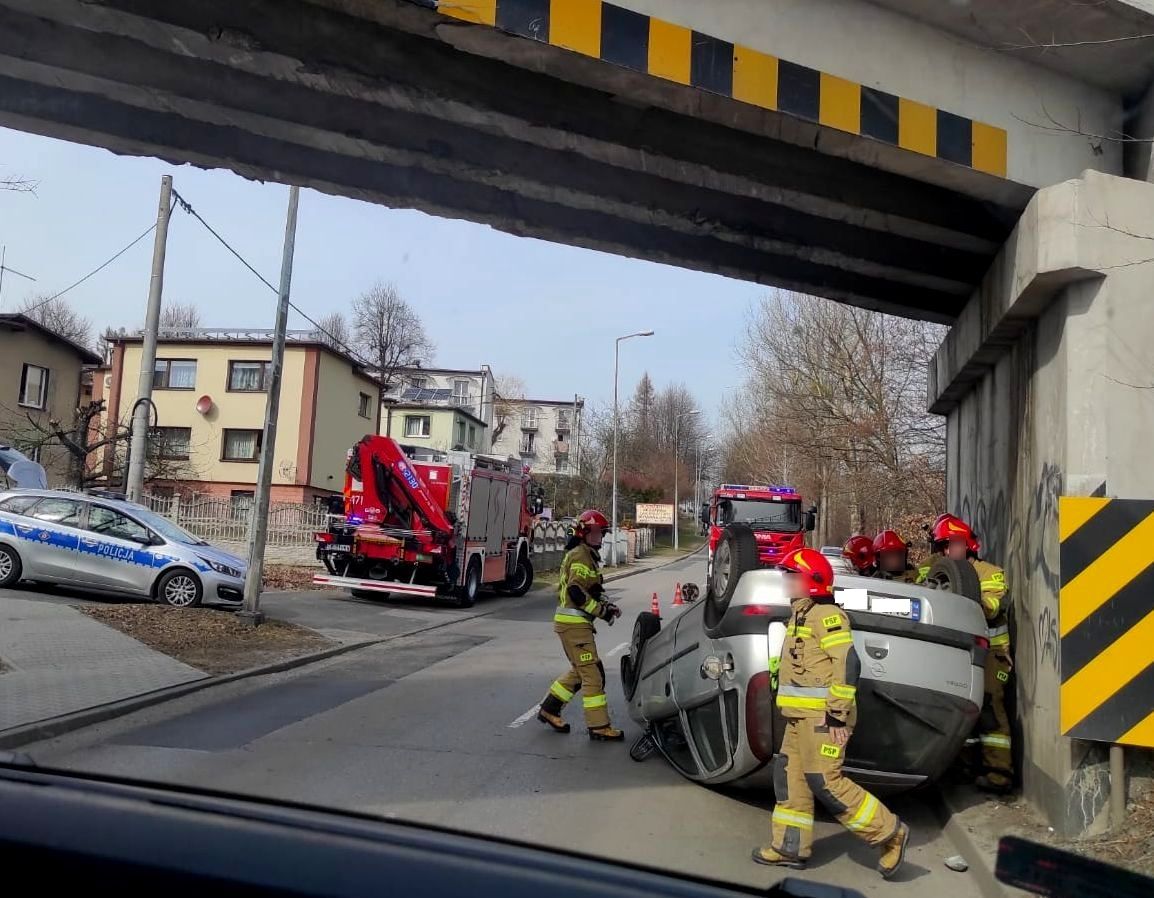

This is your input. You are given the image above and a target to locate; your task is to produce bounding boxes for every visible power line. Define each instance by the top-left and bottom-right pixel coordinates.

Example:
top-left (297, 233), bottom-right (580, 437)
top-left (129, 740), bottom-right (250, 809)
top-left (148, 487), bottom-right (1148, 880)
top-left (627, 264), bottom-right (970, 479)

top-left (170, 188), bottom-right (379, 374)
top-left (17, 212), bottom-right (167, 317)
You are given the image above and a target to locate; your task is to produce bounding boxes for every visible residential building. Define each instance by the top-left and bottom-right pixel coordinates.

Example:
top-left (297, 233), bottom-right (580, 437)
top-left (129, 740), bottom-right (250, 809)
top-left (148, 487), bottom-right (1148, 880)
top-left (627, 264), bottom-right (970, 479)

top-left (0, 313), bottom-right (102, 485)
top-left (380, 401), bottom-right (487, 454)
top-left (381, 365), bottom-right (495, 429)
top-left (103, 328), bottom-right (381, 503)
top-left (491, 398), bottom-right (583, 475)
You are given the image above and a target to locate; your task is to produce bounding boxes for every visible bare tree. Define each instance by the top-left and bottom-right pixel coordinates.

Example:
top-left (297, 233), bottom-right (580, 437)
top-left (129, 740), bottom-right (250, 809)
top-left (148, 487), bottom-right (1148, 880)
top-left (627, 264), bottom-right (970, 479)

top-left (491, 373), bottom-right (526, 447)
top-left (18, 294), bottom-right (93, 348)
top-left (315, 310), bottom-right (352, 349)
top-left (159, 302), bottom-right (202, 330)
top-left (350, 282), bottom-right (435, 388)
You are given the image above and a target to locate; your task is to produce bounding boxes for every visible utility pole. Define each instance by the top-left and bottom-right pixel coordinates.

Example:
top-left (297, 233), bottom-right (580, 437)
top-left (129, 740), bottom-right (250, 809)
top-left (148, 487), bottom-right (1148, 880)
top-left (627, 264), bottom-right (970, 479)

top-left (0, 245), bottom-right (37, 311)
top-left (126, 175), bottom-right (173, 502)
top-left (672, 409), bottom-right (699, 551)
top-left (240, 185), bottom-right (300, 625)
top-left (610, 331), bottom-right (653, 566)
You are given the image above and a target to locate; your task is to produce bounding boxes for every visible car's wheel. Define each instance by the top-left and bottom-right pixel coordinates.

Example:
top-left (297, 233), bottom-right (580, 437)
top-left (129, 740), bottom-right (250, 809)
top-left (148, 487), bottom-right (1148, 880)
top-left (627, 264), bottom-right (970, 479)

top-left (924, 557), bottom-right (982, 603)
top-left (156, 568), bottom-right (203, 608)
top-left (502, 553), bottom-right (534, 597)
top-left (705, 524), bottom-right (759, 627)
top-left (620, 654), bottom-right (638, 701)
top-left (631, 610), bottom-right (662, 660)
top-left (0, 544), bottom-right (22, 588)
top-left (455, 558), bottom-right (481, 608)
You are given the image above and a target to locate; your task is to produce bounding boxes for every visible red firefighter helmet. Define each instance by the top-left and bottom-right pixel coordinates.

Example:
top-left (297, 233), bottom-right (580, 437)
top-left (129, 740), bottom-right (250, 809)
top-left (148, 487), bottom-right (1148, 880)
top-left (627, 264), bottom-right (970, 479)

top-left (574, 509), bottom-right (610, 536)
top-left (842, 535), bottom-right (876, 573)
top-left (779, 547), bottom-right (835, 599)
top-left (873, 529), bottom-right (908, 554)
top-left (931, 514), bottom-right (973, 547)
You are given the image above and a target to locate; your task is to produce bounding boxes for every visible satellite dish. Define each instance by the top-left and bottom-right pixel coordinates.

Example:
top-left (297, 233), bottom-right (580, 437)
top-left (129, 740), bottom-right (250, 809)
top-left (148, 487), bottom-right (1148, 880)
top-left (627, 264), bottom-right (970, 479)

top-left (196, 395), bottom-right (214, 415)
top-left (6, 460), bottom-right (47, 489)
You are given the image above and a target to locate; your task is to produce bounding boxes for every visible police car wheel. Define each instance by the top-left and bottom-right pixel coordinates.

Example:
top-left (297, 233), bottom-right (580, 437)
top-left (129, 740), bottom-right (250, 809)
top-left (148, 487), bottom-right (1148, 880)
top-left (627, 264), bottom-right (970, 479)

top-left (156, 569), bottom-right (203, 608)
top-left (0, 545), bottom-right (22, 587)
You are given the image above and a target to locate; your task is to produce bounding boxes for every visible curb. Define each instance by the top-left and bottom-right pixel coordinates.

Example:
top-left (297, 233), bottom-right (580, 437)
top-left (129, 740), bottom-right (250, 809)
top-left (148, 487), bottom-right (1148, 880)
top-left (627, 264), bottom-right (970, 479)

top-left (929, 787), bottom-right (1011, 898)
top-left (0, 636), bottom-right (382, 751)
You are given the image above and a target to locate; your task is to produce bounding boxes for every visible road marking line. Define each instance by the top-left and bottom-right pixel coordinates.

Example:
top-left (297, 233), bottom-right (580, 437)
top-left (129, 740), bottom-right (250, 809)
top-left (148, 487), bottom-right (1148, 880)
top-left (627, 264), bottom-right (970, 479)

top-left (606, 641), bottom-right (629, 658)
top-left (508, 704), bottom-right (541, 728)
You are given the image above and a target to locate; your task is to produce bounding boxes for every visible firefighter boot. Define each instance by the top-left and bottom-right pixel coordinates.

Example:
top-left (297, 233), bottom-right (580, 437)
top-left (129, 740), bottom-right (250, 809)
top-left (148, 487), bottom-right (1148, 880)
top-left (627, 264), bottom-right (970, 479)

top-left (751, 847), bottom-right (806, 870)
top-left (877, 823), bottom-right (910, 880)
top-left (537, 709), bottom-right (570, 733)
top-left (588, 725), bottom-right (625, 741)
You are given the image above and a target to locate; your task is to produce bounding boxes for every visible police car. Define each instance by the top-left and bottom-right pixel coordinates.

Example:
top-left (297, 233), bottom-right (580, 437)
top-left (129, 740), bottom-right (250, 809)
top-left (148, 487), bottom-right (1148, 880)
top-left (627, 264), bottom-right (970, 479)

top-left (0, 489), bottom-right (247, 607)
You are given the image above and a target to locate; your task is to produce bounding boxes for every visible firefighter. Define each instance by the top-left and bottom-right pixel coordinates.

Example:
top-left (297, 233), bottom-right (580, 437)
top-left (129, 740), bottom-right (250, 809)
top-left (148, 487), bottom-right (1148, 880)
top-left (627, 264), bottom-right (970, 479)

top-left (841, 534), bottom-right (876, 576)
top-left (537, 509), bottom-right (624, 741)
top-left (753, 548), bottom-right (910, 878)
top-left (926, 514), bottom-right (1014, 794)
top-left (872, 530), bottom-right (919, 583)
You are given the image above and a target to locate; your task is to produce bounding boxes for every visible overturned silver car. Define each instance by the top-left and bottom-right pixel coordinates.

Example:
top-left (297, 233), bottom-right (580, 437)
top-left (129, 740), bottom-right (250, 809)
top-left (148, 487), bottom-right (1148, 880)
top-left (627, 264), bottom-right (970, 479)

top-left (621, 524), bottom-right (989, 793)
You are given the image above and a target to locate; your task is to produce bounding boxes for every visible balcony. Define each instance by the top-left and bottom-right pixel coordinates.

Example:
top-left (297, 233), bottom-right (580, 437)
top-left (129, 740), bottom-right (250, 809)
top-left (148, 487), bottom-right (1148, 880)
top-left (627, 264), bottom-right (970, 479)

top-left (553, 440), bottom-right (570, 456)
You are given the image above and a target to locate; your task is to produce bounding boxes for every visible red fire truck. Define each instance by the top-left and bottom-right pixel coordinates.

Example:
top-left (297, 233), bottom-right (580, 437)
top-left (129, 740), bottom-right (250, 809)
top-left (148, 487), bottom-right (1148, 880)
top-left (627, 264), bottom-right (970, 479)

top-left (704, 484), bottom-right (816, 596)
top-left (313, 435), bottom-right (542, 607)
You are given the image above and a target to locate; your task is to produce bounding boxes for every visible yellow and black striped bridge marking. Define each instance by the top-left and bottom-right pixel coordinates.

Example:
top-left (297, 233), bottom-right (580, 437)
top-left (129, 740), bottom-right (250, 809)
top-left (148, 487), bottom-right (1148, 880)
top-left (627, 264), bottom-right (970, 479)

top-left (1060, 497), bottom-right (1154, 748)
top-left (436, 0), bottom-right (1008, 178)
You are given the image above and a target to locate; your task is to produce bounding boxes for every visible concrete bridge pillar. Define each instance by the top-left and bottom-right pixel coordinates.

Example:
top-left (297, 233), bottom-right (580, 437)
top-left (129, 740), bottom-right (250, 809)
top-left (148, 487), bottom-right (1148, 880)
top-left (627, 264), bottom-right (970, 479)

top-left (928, 171), bottom-right (1154, 835)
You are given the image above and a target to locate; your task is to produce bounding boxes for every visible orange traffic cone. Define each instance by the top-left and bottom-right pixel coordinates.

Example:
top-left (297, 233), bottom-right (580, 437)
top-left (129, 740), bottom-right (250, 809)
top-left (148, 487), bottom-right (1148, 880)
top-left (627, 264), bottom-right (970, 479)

top-left (673, 582), bottom-right (684, 606)
top-left (650, 592), bottom-right (660, 616)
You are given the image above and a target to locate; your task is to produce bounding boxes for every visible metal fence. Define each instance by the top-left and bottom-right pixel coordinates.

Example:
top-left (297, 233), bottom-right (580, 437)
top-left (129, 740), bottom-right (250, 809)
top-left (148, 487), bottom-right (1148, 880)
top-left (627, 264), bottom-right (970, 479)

top-left (143, 494), bottom-right (328, 551)
top-left (529, 523), bottom-right (654, 573)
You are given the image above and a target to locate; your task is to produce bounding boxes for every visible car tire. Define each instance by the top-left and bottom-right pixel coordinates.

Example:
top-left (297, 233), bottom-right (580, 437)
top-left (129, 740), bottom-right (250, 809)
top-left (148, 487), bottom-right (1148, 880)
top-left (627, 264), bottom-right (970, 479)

top-left (156, 568), bottom-right (203, 608)
top-left (455, 558), bottom-right (481, 608)
top-left (621, 611), bottom-right (662, 701)
top-left (502, 553), bottom-right (534, 597)
top-left (0, 544), bottom-right (22, 588)
top-left (925, 557), bottom-right (982, 603)
top-left (705, 524), bottom-right (759, 628)
top-left (620, 654), bottom-right (638, 701)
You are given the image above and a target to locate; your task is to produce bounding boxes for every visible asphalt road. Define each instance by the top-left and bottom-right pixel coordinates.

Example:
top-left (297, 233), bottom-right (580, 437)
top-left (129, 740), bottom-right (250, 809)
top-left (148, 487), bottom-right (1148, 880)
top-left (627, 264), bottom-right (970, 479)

top-left (20, 555), bottom-right (983, 898)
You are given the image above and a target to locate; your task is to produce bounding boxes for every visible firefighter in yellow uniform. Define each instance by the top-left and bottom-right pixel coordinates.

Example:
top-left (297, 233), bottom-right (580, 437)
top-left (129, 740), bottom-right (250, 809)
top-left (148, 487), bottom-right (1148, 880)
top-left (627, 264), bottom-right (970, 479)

top-left (925, 515), bottom-right (1014, 793)
top-left (537, 509), bottom-right (624, 741)
top-left (754, 548), bottom-right (911, 878)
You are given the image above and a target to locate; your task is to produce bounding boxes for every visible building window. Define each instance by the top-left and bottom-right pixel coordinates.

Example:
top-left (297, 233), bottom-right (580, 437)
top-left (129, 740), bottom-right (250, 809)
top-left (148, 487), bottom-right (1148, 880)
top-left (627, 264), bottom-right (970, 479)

top-left (228, 360), bottom-right (270, 392)
top-left (521, 407), bottom-right (539, 430)
top-left (556, 409), bottom-right (571, 432)
top-left (455, 419), bottom-right (467, 448)
top-left (222, 428), bottom-right (262, 461)
top-left (520, 431), bottom-right (536, 455)
top-left (15, 443), bottom-right (41, 463)
top-left (468, 425), bottom-right (477, 449)
top-left (404, 415), bottom-right (431, 438)
top-left (230, 490), bottom-right (254, 520)
top-left (556, 457), bottom-right (570, 474)
top-left (152, 426), bottom-right (192, 460)
top-left (453, 379), bottom-right (470, 406)
top-left (153, 359), bottom-right (197, 390)
top-left (409, 376), bottom-right (427, 390)
top-left (18, 363), bottom-right (49, 409)
top-left (358, 392), bottom-right (372, 418)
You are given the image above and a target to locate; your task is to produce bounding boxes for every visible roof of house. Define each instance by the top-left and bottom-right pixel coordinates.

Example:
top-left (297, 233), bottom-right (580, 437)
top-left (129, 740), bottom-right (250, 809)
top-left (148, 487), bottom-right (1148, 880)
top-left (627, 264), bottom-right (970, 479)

top-left (386, 402), bottom-right (488, 427)
top-left (507, 397), bottom-right (584, 408)
top-left (393, 366), bottom-right (490, 378)
top-left (0, 313), bottom-right (103, 365)
top-left (106, 328), bottom-right (378, 382)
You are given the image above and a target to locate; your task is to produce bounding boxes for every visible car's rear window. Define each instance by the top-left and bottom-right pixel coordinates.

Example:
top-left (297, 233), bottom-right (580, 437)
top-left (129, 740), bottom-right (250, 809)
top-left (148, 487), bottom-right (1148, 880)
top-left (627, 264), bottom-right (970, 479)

top-left (0, 494), bottom-right (40, 515)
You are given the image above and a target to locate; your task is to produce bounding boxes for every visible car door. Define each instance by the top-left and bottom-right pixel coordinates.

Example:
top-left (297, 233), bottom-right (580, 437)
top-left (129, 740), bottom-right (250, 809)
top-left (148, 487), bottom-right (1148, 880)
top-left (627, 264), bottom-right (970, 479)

top-left (20, 497), bottom-right (85, 582)
top-left (668, 602), bottom-right (736, 780)
top-left (80, 504), bottom-right (157, 595)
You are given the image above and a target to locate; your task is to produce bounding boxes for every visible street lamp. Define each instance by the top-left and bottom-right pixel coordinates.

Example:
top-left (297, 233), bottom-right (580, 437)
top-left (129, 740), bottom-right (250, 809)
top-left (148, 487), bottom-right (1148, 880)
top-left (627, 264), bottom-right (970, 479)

top-left (611, 330), bottom-right (654, 566)
top-left (695, 433), bottom-right (715, 524)
top-left (673, 409), bottom-right (699, 551)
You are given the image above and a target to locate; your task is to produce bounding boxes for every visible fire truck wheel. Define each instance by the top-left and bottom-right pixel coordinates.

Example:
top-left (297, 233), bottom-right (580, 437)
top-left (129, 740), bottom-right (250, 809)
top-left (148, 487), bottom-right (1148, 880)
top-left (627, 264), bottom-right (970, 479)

top-left (501, 553), bottom-right (534, 597)
top-left (455, 559), bottom-right (481, 608)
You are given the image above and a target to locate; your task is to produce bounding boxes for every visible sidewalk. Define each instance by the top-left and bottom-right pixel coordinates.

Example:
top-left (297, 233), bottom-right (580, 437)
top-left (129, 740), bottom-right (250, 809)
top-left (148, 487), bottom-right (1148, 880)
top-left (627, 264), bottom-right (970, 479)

top-left (0, 596), bottom-right (207, 732)
top-left (603, 545), bottom-right (704, 583)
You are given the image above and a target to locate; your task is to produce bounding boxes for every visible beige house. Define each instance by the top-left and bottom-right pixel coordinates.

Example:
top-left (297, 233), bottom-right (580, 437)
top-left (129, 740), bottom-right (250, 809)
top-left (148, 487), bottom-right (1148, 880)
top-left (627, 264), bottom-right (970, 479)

top-left (491, 397), bottom-right (583, 475)
top-left (104, 328), bottom-right (380, 504)
top-left (0, 313), bottom-right (102, 485)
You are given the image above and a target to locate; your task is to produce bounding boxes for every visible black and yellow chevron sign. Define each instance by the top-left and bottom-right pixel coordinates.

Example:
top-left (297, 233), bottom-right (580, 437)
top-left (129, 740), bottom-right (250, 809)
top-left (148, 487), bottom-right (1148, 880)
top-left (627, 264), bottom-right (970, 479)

top-left (1060, 497), bottom-right (1154, 748)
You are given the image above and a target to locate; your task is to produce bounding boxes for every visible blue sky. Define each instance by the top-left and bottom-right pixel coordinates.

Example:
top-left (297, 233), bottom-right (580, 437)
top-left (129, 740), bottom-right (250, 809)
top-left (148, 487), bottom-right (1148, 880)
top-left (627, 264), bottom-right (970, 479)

top-left (0, 126), bottom-right (761, 424)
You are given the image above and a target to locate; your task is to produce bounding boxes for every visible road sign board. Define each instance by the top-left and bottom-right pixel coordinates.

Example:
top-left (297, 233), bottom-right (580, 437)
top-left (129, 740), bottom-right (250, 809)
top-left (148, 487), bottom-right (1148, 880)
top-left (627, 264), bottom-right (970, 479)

top-left (1059, 496), bottom-right (1154, 748)
top-left (635, 503), bottom-right (674, 526)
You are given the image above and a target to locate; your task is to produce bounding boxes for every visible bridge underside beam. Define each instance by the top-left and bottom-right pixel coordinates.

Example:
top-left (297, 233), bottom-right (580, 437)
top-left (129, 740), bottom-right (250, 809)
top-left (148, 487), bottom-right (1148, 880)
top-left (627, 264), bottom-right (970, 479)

top-left (0, 0), bottom-right (1033, 321)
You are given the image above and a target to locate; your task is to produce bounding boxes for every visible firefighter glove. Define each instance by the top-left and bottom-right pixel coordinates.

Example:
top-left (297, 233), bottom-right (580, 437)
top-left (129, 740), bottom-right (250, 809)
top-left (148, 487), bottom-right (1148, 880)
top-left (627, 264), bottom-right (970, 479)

top-left (600, 602), bottom-right (622, 624)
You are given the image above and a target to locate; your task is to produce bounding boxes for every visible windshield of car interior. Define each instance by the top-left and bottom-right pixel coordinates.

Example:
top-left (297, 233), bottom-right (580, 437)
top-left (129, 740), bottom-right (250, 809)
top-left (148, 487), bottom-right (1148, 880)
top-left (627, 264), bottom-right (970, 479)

top-left (717, 498), bottom-right (802, 531)
top-left (130, 508), bottom-right (207, 546)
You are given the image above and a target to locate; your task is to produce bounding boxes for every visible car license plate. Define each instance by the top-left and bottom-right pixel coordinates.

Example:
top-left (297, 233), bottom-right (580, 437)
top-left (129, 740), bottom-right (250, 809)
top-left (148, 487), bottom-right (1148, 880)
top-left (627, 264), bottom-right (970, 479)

top-left (322, 543), bottom-right (353, 553)
top-left (835, 589), bottom-right (921, 622)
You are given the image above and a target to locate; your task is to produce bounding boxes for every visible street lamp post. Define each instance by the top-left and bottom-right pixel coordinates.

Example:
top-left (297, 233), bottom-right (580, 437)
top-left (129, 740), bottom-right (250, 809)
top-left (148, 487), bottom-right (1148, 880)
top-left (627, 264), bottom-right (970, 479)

top-left (672, 409), bottom-right (699, 551)
top-left (611, 330), bottom-right (654, 566)
top-left (695, 433), bottom-right (714, 526)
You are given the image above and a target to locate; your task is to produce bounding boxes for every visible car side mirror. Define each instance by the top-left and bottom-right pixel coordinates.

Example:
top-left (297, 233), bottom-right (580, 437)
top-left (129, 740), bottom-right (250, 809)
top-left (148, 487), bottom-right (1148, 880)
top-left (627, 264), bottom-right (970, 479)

top-left (805, 507), bottom-right (817, 532)
top-left (143, 533), bottom-right (164, 546)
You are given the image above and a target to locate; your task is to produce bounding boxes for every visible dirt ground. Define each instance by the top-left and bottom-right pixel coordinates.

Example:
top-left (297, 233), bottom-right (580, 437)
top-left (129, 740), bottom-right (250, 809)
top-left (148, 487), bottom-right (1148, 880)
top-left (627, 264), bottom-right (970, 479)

top-left (80, 605), bottom-right (333, 675)
top-left (263, 564), bottom-right (326, 591)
